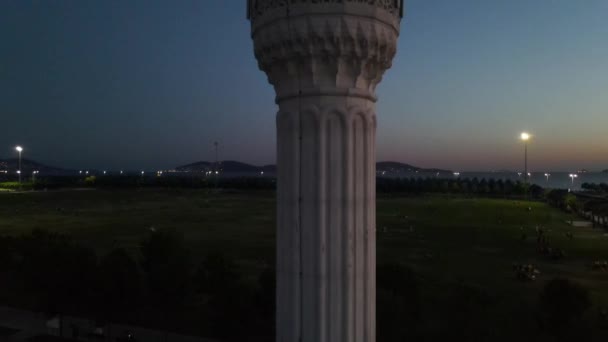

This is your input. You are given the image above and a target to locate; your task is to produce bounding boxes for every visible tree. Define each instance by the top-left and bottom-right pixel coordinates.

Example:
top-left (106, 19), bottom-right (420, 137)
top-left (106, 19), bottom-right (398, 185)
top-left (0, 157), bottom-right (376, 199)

top-left (564, 194), bottom-right (580, 212)
top-left (17, 230), bottom-right (97, 315)
top-left (504, 179), bottom-right (514, 195)
top-left (513, 181), bottom-right (527, 195)
top-left (140, 229), bottom-right (192, 311)
top-left (538, 278), bottom-right (590, 337)
top-left (253, 265), bottom-right (275, 340)
top-left (377, 262), bottom-right (422, 341)
top-left (195, 253), bottom-right (252, 341)
top-left (450, 180), bottom-right (460, 193)
top-left (529, 184), bottom-right (544, 199)
top-left (195, 252), bottom-right (241, 296)
top-left (84, 175), bottom-right (96, 186)
top-left (96, 248), bottom-right (142, 322)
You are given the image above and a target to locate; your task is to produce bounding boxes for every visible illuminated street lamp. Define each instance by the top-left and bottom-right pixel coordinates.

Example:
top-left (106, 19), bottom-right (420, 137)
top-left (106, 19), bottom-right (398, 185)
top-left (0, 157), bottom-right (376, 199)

top-left (544, 173), bottom-right (550, 182)
top-left (569, 173), bottom-right (578, 185)
top-left (15, 146), bottom-right (23, 183)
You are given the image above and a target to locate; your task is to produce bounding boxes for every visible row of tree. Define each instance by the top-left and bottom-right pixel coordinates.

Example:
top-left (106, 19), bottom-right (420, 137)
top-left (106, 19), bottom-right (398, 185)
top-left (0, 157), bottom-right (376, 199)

top-left (377, 177), bottom-right (545, 198)
top-left (581, 182), bottom-right (608, 193)
top-left (0, 175), bottom-right (277, 191)
top-left (5, 175), bottom-right (551, 198)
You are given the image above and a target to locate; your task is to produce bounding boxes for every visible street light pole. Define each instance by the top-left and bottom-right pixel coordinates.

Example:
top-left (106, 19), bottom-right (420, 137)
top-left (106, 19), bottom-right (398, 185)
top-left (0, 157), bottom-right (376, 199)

top-left (15, 146), bottom-right (23, 183)
top-left (520, 133), bottom-right (530, 185)
top-left (524, 141), bottom-right (527, 184)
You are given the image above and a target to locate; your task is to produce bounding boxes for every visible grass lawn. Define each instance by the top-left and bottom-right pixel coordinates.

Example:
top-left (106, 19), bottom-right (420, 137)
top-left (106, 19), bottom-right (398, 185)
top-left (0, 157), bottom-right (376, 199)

top-left (378, 195), bottom-right (608, 302)
top-left (2, 189), bottom-right (608, 338)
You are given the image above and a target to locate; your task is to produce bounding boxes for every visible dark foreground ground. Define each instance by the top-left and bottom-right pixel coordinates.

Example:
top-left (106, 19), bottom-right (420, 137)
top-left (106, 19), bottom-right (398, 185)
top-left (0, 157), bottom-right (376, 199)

top-left (1, 189), bottom-right (608, 341)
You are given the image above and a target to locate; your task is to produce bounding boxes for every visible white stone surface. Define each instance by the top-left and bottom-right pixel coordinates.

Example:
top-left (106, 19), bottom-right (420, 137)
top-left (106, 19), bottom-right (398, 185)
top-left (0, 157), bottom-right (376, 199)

top-left (248, 1), bottom-right (402, 341)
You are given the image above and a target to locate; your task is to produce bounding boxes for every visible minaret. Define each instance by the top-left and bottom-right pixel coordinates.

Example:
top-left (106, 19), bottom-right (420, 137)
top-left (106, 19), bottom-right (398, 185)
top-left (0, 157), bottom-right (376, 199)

top-left (247, 1), bottom-right (403, 341)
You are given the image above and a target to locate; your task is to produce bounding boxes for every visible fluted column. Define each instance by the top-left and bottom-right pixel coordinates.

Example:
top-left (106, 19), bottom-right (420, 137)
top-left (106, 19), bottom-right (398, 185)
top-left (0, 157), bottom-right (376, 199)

top-left (276, 97), bottom-right (377, 342)
top-left (248, 2), bottom-right (402, 341)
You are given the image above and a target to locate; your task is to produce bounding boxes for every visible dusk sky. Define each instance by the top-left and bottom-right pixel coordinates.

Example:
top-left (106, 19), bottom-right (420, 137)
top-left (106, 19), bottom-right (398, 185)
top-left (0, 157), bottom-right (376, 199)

top-left (1, 0), bottom-right (607, 172)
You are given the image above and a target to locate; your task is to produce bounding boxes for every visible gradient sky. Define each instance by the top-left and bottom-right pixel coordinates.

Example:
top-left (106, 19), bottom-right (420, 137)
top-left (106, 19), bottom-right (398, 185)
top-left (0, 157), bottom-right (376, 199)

top-left (1, 0), bottom-right (607, 171)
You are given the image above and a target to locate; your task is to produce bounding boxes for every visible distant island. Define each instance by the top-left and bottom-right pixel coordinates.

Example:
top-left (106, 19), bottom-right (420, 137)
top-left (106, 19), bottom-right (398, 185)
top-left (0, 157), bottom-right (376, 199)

top-left (376, 161), bottom-right (451, 174)
top-left (176, 160), bottom-right (276, 173)
top-left (603, 169), bottom-right (608, 173)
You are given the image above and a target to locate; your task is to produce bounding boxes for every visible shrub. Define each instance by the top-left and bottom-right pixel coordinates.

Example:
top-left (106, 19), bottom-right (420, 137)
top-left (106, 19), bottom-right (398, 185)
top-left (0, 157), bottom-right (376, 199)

top-left (16, 230), bottom-right (97, 314)
top-left (195, 253), bottom-right (254, 341)
top-left (84, 175), bottom-right (96, 185)
top-left (539, 278), bottom-right (591, 333)
top-left (140, 229), bottom-right (192, 310)
top-left (0, 181), bottom-right (34, 190)
top-left (96, 248), bottom-right (142, 321)
top-left (377, 262), bottom-right (422, 341)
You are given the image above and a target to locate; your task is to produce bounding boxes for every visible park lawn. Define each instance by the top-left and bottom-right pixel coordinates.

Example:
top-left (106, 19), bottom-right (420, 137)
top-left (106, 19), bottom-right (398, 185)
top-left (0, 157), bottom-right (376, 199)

top-left (1, 189), bottom-right (608, 322)
top-left (0, 189), bottom-right (276, 264)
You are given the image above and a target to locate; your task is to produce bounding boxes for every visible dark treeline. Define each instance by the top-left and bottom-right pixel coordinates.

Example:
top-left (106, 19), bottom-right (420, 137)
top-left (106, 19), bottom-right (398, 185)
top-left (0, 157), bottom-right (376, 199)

top-left (0, 229), bottom-right (274, 342)
top-left (2, 175), bottom-right (608, 200)
top-left (0, 175), bottom-right (278, 191)
top-left (2, 176), bottom-right (546, 197)
top-left (581, 182), bottom-right (608, 193)
top-left (377, 177), bottom-right (545, 198)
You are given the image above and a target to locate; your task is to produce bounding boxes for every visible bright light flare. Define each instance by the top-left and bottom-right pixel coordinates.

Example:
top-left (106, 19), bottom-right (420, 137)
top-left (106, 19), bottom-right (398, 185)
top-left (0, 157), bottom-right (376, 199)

top-left (520, 132), bottom-right (530, 141)
top-left (15, 146), bottom-right (23, 152)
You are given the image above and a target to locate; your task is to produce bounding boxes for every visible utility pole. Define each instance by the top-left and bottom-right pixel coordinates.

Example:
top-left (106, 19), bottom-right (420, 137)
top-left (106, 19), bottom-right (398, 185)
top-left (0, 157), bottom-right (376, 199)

top-left (214, 141), bottom-right (219, 188)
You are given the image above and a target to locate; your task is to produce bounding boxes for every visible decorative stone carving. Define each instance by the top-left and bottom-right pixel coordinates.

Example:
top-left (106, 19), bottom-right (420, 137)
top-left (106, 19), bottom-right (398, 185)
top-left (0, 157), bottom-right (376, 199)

top-left (248, 1), bottom-right (401, 341)
top-left (248, 0), bottom-right (404, 21)
top-left (253, 15), bottom-right (399, 104)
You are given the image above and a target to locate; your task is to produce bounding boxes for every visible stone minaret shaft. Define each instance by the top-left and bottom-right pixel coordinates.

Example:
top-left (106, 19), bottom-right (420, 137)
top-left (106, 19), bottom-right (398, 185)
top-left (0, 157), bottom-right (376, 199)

top-left (248, 2), bottom-right (402, 341)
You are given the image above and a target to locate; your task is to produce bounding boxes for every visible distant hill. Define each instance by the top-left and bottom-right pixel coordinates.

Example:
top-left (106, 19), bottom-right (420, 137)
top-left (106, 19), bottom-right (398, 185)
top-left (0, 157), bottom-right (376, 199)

top-left (177, 160), bottom-right (449, 174)
top-left (376, 161), bottom-right (451, 173)
top-left (176, 160), bottom-right (266, 173)
top-left (0, 158), bottom-right (73, 176)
